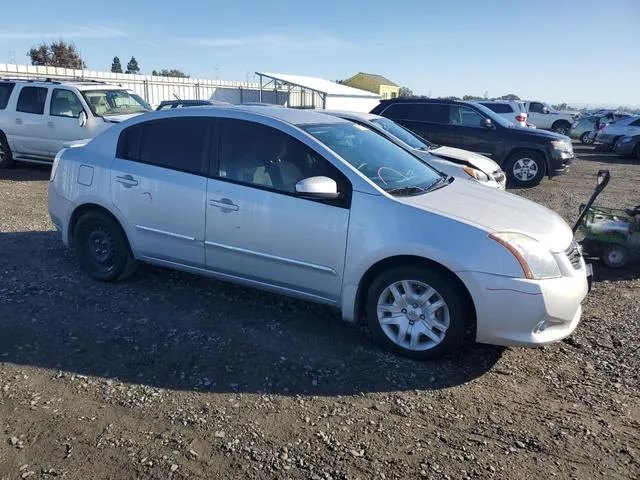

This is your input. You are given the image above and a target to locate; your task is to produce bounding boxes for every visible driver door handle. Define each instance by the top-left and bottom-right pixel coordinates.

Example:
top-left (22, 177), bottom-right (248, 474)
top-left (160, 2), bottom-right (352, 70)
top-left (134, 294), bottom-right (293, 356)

top-left (210, 198), bottom-right (239, 212)
top-left (115, 174), bottom-right (138, 188)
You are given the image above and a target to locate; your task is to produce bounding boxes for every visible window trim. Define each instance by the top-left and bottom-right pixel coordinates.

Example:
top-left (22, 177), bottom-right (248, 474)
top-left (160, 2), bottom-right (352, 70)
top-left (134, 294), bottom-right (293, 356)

top-left (212, 118), bottom-right (352, 209)
top-left (16, 85), bottom-right (49, 115)
top-left (116, 117), bottom-right (214, 177)
top-left (49, 88), bottom-right (86, 119)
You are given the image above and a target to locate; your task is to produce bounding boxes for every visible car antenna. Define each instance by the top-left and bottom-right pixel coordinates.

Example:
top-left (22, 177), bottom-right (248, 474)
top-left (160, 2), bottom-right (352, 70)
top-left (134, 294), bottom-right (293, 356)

top-left (173, 93), bottom-right (182, 101)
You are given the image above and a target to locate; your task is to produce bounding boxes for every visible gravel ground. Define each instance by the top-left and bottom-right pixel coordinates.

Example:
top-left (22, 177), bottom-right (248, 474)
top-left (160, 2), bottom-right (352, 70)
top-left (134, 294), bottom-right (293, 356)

top-left (1, 145), bottom-right (639, 479)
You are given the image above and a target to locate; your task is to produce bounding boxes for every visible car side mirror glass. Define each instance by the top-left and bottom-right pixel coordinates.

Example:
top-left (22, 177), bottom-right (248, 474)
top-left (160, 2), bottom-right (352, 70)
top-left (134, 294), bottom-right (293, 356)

top-left (542, 108), bottom-right (549, 114)
top-left (78, 111), bottom-right (87, 127)
top-left (481, 118), bottom-right (493, 128)
top-left (295, 176), bottom-right (339, 199)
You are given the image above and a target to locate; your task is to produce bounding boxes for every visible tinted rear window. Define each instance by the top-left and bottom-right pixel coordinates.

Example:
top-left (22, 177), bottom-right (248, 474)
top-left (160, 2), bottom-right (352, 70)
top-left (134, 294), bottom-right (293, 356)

top-left (383, 103), bottom-right (449, 123)
top-left (16, 86), bottom-right (48, 115)
top-left (117, 117), bottom-right (210, 175)
top-left (0, 83), bottom-right (15, 109)
top-left (481, 102), bottom-right (513, 114)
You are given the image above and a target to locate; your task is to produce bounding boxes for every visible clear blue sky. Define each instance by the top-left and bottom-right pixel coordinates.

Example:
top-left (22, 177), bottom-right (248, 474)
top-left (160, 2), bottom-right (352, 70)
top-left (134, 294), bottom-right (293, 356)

top-left (1, 0), bottom-right (638, 106)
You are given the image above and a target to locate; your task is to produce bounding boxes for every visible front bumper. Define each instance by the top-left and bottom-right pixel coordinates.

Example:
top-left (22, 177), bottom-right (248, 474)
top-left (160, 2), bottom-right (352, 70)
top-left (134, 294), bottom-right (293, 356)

top-left (458, 267), bottom-right (588, 348)
top-left (548, 150), bottom-right (574, 177)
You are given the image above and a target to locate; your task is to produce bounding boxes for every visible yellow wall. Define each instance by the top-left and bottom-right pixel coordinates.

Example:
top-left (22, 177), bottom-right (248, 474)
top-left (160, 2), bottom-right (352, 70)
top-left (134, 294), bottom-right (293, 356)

top-left (343, 73), bottom-right (399, 99)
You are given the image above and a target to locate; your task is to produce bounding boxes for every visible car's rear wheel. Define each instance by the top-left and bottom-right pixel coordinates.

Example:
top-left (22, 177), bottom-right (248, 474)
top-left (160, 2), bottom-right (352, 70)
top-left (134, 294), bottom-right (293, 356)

top-left (365, 266), bottom-right (466, 360)
top-left (633, 143), bottom-right (640, 161)
top-left (0, 132), bottom-right (14, 169)
top-left (602, 244), bottom-right (629, 269)
top-left (551, 121), bottom-right (571, 136)
top-left (74, 210), bottom-right (138, 282)
top-left (580, 131), bottom-right (594, 145)
top-left (505, 150), bottom-right (546, 188)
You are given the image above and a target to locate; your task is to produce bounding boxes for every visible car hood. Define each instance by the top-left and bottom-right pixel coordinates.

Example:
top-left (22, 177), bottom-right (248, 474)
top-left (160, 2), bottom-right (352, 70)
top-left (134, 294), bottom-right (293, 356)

top-left (102, 112), bottom-right (147, 123)
top-left (430, 146), bottom-right (501, 173)
top-left (512, 126), bottom-right (569, 140)
top-left (399, 178), bottom-right (573, 252)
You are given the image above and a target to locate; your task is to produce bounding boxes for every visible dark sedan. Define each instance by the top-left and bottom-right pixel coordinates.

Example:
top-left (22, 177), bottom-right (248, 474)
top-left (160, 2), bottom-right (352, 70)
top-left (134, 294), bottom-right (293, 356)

top-left (614, 134), bottom-right (640, 160)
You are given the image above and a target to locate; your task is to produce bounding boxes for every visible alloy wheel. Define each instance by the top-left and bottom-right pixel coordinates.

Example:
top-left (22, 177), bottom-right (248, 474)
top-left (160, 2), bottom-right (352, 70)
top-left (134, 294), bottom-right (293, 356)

top-left (512, 158), bottom-right (539, 182)
top-left (376, 280), bottom-right (450, 351)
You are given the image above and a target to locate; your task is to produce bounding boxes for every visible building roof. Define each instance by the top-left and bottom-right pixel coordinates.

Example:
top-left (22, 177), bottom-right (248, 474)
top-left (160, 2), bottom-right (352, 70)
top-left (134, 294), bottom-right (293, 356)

top-left (256, 72), bottom-right (380, 98)
top-left (348, 72), bottom-right (399, 87)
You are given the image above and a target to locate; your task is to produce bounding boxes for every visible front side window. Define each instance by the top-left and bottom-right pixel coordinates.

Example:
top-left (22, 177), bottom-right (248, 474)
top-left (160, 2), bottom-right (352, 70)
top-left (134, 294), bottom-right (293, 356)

top-left (303, 122), bottom-right (444, 195)
top-left (82, 89), bottom-right (150, 117)
top-left (218, 119), bottom-right (348, 198)
top-left (529, 102), bottom-right (545, 114)
top-left (450, 105), bottom-right (485, 127)
top-left (117, 117), bottom-right (209, 175)
top-left (0, 83), bottom-right (15, 109)
top-left (16, 86), bottom-right (48, 115)
top-left (50, 89), bottom-right (84, 118)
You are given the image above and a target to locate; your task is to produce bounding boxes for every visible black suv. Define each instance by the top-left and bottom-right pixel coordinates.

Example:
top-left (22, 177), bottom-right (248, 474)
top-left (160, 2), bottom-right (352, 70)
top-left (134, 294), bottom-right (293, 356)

top-left (371, 98), bottom-right (574, 187)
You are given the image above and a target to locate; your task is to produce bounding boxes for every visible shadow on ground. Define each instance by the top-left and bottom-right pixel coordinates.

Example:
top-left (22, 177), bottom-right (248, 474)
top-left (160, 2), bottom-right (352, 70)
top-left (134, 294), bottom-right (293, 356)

top-left (0, 231), bottom-right (503, 396)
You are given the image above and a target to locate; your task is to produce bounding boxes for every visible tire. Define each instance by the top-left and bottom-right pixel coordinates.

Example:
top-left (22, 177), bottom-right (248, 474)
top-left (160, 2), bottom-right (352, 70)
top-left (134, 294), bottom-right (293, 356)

top-left (633, 143), bottom-right (640, 161)
top-left (551, 121), bottom-right (571, 136)
top-left (602, 244), bottom-right (629, 269)
top-left (0, 132), bottom-right (14, 169)
top-left (73, 210), bottom-right (138, 282)
top-left (505, 150), bottom-right (546, 188)
top-left (580, 131), bottom-right (594, 145)
top-left (365, 266), bottom-right (467, 360)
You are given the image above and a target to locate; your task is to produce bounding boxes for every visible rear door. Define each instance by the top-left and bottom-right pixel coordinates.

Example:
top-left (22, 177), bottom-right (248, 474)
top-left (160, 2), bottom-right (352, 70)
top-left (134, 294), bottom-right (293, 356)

top-left (43, 88), bottom-right (88, 157)
top-left (111, 116), bottom-right (211, 267)
top-left (11, 85), bottom-right (51, 158)
top-left (379, 103), bottom-right (450, 146)
top-left (204, 118), bottom-right (351, 301)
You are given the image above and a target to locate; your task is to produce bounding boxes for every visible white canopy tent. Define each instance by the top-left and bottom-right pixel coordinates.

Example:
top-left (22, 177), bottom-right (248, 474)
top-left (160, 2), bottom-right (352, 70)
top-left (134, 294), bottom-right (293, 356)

top-left (255, 72), bottom-right (381, 112)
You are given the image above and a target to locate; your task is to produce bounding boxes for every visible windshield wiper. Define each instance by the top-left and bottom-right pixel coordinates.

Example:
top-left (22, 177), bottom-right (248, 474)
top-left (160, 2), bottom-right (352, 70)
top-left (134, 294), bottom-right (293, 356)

top-left (385, 185), bottom-right (428, 196)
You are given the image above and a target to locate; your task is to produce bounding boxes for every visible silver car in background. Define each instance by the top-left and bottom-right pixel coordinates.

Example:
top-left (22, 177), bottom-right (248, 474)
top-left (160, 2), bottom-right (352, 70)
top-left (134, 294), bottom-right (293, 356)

top-left (48, 106), bottom-right (588, 359)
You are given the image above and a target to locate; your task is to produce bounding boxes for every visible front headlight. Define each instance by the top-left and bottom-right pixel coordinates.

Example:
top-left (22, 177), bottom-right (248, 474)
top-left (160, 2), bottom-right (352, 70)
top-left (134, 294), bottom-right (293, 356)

top-left (462, 166), bottom-right (490, 183)
top-left (489, 232), bottom-right (561, 280)
top-left (551, 140), bottom-right (572, 153)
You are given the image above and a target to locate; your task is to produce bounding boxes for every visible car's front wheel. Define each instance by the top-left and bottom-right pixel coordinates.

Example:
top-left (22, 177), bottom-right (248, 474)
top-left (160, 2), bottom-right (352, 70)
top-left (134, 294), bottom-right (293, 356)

top-left (74, 210), bottom-right (138, 282)
top-left (0, 132), bottom-right (14, 169)
top-left (505, 150), bottom-right (546, 187)
top-left (634, 143), bottom-right (640, 161)
top-left (365, 266), bottom-right (466, 360)
top-left (580, 131), bottom-right (594, 145)
top-left (602, 244), bottom-right (629, 269)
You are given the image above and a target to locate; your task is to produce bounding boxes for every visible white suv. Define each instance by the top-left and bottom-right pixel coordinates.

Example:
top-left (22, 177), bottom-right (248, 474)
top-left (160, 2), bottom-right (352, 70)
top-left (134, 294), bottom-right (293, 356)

top-left (474, 100), bottom-right (529, 127)
top-left (523, 101), bottom-right (578, 135)
top-left (0, 78), bottom-right (151, 168)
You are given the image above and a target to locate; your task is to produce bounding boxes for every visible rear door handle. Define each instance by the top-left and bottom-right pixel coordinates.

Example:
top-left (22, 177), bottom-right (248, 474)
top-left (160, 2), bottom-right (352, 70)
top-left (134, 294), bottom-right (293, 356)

top-left (210, 198), bottom-right (239, 212)
top-left (47, 121), bottom-right (54, 128)
top-left (15, 118), bottom-right (22, 125)
top-left (115, 174), bottom-right (138, 188)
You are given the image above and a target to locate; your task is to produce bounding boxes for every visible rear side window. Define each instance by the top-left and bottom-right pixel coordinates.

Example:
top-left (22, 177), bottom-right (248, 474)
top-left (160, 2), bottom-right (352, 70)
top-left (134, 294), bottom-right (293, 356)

top-left (117, 117), bottom-right (210, 175)
top-left (383, 103), bottom-right (449, 123)
top-left (0, 83), bottom-right (15, 109)
top-left (16, 86), bottom-right (48, 115)
top-left (481, 102), bottom-right (513, 114)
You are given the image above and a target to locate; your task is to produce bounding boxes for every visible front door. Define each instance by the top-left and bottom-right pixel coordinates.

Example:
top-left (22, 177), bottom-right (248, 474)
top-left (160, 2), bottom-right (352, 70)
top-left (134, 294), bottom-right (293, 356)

top-left (111, 116), bottom-right (212, 267)
top-left (205, 119), bottom-right (350, 301)
top-left (43, 88), bottom-right (89, 157)
top-left (447, 104), bottom-right (498, 158)
top-left (527, 102), bottom-right (549, 128)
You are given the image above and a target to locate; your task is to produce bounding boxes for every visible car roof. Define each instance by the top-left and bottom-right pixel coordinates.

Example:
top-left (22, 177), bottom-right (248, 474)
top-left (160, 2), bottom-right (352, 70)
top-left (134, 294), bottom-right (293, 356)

top-left (475, 99), bottom-right (521, 104)
top-left (319, 110), bottom-right (380, 122)
top-left (0, 78), bottom-right (128, 91)
top-left (224, 105), bottom-right (350, 126)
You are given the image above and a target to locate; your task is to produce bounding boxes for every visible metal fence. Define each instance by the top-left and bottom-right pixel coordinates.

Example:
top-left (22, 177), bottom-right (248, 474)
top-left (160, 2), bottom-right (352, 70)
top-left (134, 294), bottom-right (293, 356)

top-left (0, 63), bottom-right (303, 108)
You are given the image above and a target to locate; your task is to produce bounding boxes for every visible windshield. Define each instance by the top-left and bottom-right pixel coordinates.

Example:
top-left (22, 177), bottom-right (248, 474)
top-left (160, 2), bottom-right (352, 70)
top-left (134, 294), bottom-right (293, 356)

top-left (303, 122), bottom-right (444, 194)
top-left (370, 117), bottom-right (435, 150)
top-left (471, 102), bottom-right (515, 128)
top-left (82, 89), bottom-right (151, 116)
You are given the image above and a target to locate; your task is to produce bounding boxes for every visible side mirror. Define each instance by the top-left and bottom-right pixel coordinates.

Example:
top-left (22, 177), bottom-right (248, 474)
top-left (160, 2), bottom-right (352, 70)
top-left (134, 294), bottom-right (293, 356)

top-left (542, 108), bottom-right (549, 114)
top-left (295, 176), bottom-right (339, 199)
top-left (481, 118), bottom-right (493, 129)
top-left (78, 111), bottom-right (87, 127)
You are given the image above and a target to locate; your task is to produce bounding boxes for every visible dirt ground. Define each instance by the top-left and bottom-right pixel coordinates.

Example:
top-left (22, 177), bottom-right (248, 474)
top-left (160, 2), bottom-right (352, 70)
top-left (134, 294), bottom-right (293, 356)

top-left (1, 145), bottom-right (639, 480)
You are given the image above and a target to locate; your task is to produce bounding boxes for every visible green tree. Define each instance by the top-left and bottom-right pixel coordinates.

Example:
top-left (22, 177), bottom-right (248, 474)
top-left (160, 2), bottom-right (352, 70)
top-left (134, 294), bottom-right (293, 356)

top-left (498, 93), bottom-right (520, 101)
top-left (398, 86), bottom-right (413, 98)
top-left (27, 40), bottom-right (84, 69)
top-left (125, 56), bottom-right (140, 74)
top-left (152, 69), bottom-right (189, 78)
top-left (463, 94), bottom-right (483, 100)
top-left (111, 56), bottom-right (123, 73)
